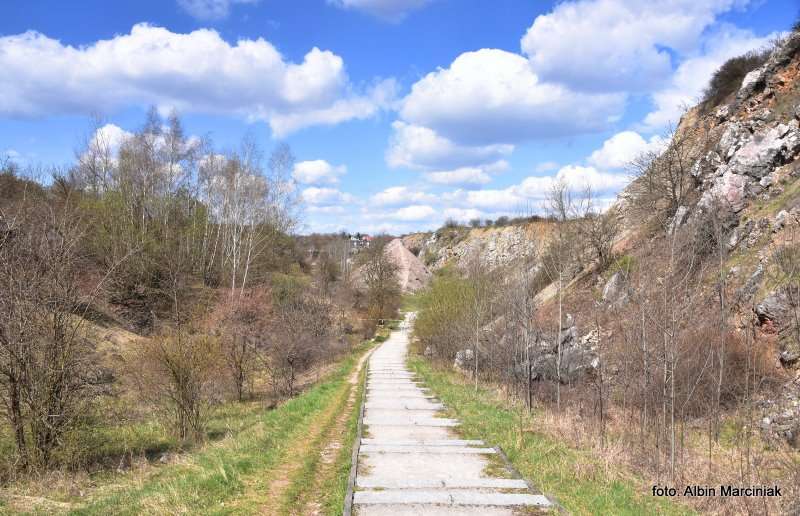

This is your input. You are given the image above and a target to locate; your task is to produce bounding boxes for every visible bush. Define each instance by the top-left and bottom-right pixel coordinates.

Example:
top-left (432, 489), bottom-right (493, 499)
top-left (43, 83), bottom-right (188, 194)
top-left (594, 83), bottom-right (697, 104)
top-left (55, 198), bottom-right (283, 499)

top-left (495, 216), bottom-right (510, 226)
top-left (130, 332), bottom-right (223, 443)
top-left (702, 49), bottom-right (770, 109)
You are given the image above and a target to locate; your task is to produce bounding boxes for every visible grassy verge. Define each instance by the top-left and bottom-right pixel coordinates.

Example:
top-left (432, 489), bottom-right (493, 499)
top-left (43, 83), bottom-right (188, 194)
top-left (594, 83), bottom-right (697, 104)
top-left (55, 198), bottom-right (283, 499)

top-left (408, 356), bottom-right (695, 516)
top-left (0, 341), bottom-right (373, 516)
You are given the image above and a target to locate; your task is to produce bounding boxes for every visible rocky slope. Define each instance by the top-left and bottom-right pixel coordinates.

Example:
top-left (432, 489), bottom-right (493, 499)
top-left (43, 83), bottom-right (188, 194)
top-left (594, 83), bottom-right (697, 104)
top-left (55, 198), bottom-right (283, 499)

top-left (402, 221), bottom-right (553, 272)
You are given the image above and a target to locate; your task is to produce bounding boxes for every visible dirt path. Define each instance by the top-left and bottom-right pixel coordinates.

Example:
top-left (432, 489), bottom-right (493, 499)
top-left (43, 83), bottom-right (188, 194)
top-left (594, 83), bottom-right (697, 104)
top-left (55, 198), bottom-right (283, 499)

top-left (299, 344), bottom-right (373, 515)
top-left (257, 343), bottom-right (373, 515)
top-left (352, 315), bottom-right (553, 515)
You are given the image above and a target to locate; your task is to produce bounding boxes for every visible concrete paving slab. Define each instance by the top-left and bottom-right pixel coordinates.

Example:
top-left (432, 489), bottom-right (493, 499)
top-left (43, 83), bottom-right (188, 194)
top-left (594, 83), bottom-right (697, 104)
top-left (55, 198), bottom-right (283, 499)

top-left (360, 444), bottom-right (496, 454)
top-left (354, 489), bottom-right (551, 506)
top-left (356, 477), bottom-right (528, 489)
top-left (353, 505), bottom-right (521, 516)
top-left (360, 439), bottom-right (484, 446)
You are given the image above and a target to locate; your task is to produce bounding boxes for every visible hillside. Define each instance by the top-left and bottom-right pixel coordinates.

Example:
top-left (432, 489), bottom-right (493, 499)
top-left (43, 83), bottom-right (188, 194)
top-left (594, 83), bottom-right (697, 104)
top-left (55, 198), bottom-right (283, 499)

top-left (407, 31), bottom-right (800, 514)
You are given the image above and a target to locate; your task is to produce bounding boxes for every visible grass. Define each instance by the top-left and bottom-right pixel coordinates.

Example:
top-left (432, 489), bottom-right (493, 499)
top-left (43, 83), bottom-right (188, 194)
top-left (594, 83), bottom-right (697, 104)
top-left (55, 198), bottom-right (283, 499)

top-left (408, 356), bottom-right (696, 516)
top-left (1, 342), bottom-right (372, 515)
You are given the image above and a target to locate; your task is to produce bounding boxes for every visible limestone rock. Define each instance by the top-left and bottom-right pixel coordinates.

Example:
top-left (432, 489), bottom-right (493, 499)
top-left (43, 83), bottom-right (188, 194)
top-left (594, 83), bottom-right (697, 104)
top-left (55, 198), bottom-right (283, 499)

top-left (699, 170), bottom-right (750, 212)
top-left (755, 291), bottom-right (791, 325)
top-left (668, 206), bottom-right (689, 234)
top-left (602, 271), bottom-right (629, 305)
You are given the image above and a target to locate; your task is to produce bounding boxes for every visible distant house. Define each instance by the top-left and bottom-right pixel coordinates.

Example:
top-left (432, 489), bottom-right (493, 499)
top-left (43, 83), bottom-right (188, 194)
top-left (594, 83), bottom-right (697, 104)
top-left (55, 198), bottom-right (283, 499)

top-left (349, 233), bottom-right (372, 252)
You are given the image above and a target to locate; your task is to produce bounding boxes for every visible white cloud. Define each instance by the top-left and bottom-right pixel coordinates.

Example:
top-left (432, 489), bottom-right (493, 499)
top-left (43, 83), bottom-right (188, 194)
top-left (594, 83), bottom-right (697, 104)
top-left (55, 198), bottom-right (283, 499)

top-left (519, 165), bottom-right (630, 196)
top-left (301, 187), bottom-right (357, 206)
top-left (89, 123), bottom-right (134, 154)
top-left (642, 26), bottom-right (777, 130)
top-left (521, 0), bottom-right (747, 93)
top-left (440, 164), bottom-right (630, 214)
top-left (386, 121), bottom-right (513, 170)
top-left (292, 159), bottom-right (346, 185)
top-left (424, 167), bottom-right (492, 186)
top-left (588, 131), bottom-right (667, 169)
top-left (399, 49), bottom-right (625, 146)
top-left (3, 149), bottom-right (21, 160)
top-left (392, 204), bottom-right (436, 221)
top-left (177, 0), bottom-right (258, 20)
top-left (0, 24), bottom-right (394, 137)
top-left (327, 0), bottom-right (432, 21)
top-left (372, 186), bottom-right (437, 206)
top-left (442, 207), bottom-right (484, 222)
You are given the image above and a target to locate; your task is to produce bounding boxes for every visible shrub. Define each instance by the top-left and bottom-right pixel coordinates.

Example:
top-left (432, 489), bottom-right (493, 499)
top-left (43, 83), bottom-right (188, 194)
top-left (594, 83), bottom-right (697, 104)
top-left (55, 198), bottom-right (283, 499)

top-left (495, 216), bottom-right (510, 226)
top-left (702, 49), bottom-right (770, 109)
top-left (131, 332), bottom-right (223, 443)
top-left (469, 218), bottom-right (481, 228)
top-left (443, 218), bottom-right (460, 229)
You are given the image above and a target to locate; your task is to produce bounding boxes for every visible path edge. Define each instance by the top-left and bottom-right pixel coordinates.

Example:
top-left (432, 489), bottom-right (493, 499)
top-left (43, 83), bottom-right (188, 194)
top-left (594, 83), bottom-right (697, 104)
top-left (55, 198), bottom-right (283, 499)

top-left (343, 350), bottom-right (371, 516)
top-left (493, 445), bottom-right (568, 514)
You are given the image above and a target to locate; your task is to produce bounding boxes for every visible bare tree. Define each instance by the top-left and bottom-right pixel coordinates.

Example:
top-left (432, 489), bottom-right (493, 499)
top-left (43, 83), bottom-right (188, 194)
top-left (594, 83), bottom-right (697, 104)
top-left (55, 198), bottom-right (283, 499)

top-left (576, 187), bottom-right (621, 269)
top-left (541, 180), bottom-right (577, 412)
top-left (0, 203), bottom-right (98, 469)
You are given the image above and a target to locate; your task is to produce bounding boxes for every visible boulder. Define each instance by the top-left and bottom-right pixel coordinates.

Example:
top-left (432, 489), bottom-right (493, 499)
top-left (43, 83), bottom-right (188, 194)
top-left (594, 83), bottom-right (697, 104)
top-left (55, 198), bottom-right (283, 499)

top-left (728, 124), bottom-right (796, 178)
top-left (453, 349), bottom-right (474, 371)
top-left (668, 205), bottom-right (689, 234)
top-left (602, 271), bottom-right (629, 305)
top-left (755, 291), bottom-right (791, 325)
top-left (698, 170), bottom-right (750, 212)
top-left (718, 122), bottom-right (748, 160)
top-left (773, 210), bottom-right (789, 232)
top-left (736, 66), bottom-right (766, 102)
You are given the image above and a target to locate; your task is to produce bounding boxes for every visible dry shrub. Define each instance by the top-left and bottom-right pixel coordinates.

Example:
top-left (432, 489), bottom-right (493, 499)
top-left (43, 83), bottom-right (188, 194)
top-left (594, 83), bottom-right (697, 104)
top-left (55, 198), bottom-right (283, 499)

top-left (266, 295), bottom-right (335, 397)
top-left (130, 332), bottom-right (223, 442)
top-left (702, 49), bottom-right (770, 109)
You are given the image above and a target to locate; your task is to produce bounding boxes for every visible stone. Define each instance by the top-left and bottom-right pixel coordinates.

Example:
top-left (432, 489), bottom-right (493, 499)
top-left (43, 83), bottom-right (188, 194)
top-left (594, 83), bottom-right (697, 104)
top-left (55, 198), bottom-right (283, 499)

top-left (698, 170), bottom-right (750, 212)
top-left (714, 104), bottom-right (731, 122)
top-left (755, 291), bottom-right (791, 324)
top-left (602, 271), bottom-right (629, 304)
top-left (424, 345), bottom-right (433, 357)
top-left (774, 210), bottom-right (789, 232)
top-left (736, 66), bottom-right (765, 102)
top-left (795, 104), bottom-right (800, 121)
top-left (718, 122), bottom-right (748, 160)
top-left (728, 124), bottom-right (797, 178)
top-left (668, 206), bottom-right (690, 234)
top-left (780, 350), bottom-right (799, 365)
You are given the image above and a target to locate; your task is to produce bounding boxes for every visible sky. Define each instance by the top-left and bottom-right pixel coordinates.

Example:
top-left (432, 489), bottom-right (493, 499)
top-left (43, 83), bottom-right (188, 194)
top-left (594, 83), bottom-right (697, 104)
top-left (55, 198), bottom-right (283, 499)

top-left (0, 0), bottom-right (796, 234)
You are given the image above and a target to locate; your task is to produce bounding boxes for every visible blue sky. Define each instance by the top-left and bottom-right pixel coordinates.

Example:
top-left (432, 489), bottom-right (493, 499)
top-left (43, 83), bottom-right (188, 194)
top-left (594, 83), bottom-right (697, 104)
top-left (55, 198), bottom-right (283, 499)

top-left (0, 0), bottom-right (795, 234)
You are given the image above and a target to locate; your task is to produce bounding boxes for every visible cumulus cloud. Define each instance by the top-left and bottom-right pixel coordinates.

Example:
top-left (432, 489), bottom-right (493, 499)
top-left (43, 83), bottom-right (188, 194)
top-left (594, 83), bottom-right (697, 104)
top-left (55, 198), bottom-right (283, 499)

top-left (442, 207), bottom-right (484, 222)
top-left (588, 131), bottom-right (667, 169)
top-left (327, 0), bottom-right (433, 21)
top-left (177, 0), bottom-right (258, 20)
top-left (292, 159), bottom-right (346, 185)
top-left (392, 204), bottom-right (437, 221)
top-left (386, 121), bottom-right (513, 170)
top-left (424, 167), bottom-right (492, 186)
top-left (301, 187), bottom-right (357, 206)
top-left (372, 186), bottom-right (437, 206)
top-left (399, 49), bottom-right (625, 146)
top-left (0, 24), bottom-right (394, 136)
top-left (642, 26), bottom-right (778, 129)
top-left (441, 164), bottom-right (630, 213)
top-left (521, 0), bottom-right (747, 93)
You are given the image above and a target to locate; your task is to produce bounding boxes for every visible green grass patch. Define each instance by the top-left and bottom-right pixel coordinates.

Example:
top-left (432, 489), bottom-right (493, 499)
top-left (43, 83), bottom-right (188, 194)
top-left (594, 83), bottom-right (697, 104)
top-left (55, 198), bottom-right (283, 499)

top-left (408, 356), bottom-right (695, 516)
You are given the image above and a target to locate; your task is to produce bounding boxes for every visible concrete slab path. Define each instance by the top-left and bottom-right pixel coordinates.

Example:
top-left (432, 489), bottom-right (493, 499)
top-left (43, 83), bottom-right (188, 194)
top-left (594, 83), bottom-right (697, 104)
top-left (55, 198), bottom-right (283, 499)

top-left (351, 314), bottom-right (552, 515)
